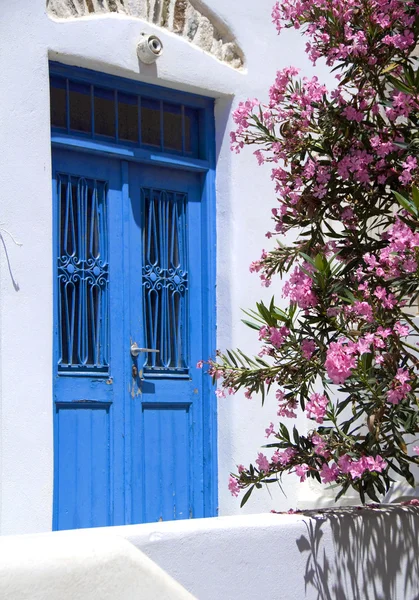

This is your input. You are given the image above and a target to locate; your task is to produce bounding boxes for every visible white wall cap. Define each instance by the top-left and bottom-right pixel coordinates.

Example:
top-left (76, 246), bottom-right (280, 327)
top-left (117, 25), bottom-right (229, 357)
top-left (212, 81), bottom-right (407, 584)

top-left (0, 530), bottom-right (195, 600)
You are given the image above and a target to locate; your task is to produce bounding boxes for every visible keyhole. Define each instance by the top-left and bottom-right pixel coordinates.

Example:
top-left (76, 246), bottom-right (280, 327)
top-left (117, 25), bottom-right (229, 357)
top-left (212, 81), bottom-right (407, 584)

top-left (132, 364), bottom-right (138, 378)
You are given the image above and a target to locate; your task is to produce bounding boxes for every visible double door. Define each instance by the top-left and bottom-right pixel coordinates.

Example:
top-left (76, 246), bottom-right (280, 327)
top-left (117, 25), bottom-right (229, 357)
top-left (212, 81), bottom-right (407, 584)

top-left (52, 148), bottom-right (210, 529)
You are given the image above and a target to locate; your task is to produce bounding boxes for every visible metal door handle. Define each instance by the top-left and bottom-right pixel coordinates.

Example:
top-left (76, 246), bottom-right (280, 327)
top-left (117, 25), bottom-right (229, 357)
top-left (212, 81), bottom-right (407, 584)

top-left (130, 342), bottom-right (160, 357)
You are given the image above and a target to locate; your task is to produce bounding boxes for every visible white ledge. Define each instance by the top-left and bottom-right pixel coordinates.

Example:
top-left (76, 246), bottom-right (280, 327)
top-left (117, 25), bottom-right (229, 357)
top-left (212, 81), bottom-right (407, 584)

top-left (110, 508), bottom-right (419, 600)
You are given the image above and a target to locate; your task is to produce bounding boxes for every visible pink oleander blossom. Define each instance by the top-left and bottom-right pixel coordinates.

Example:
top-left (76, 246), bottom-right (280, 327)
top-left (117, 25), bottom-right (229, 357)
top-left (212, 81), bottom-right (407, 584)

top-left (272, 447), bottom-right (298, 466)
top-left (256, 452), bottom-right (270, 472)
top-left (228, 476), bottom-right (240, 497)
top-left (283, 265), bottom-right (318, 309)
top-left (305, 393), bottom-right (329, 424)
top-left (295, 463), bottom-right (309, 482)
top-left (320, 462), bottom-right (339, 484)
top-left (265, 422), bottom-right (276, 438)
top-left (387, 368), bottom-right (412, 404)
top-left (339, 454), bottom-right (387, 479)
top-left (312, 434), bottom-right (331, 459)
top-left (269, 326), bottom-right (290, 348)
top-left (301, 339), bottom-right (316, 359)
top-left (325, 339), bottom-right (357, 384)
top-left (277, 389), bottom-right (298, 418)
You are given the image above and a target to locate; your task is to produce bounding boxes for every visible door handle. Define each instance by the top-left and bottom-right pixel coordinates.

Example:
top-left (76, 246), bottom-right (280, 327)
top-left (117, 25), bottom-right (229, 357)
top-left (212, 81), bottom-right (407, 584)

top-left (130, 342), bottom-right (160, 357)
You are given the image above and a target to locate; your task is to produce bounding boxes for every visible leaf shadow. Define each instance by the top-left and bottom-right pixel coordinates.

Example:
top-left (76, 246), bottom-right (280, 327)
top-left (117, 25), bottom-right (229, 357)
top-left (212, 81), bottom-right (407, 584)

top-left (296, 506), bottom-right (419, 600)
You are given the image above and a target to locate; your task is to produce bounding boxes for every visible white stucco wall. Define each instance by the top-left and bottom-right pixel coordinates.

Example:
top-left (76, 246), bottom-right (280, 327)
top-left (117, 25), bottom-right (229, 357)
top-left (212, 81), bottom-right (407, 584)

top-left (3, 510), bottom-right (418, 600)
top-left (0, 529), bottom-right (195, 599)
top-left (0, 0), bottom-right (400, 534)
top-left (117, 509), bottom-right (419, 600)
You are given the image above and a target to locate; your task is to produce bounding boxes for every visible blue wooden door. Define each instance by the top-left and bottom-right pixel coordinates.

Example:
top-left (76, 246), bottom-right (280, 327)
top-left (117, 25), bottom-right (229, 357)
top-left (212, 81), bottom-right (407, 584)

top-left (53, 148), bottom-right (209, 529)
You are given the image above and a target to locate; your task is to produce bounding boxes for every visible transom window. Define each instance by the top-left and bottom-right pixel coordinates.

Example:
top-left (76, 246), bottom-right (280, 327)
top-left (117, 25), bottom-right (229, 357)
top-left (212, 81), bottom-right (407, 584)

top-left (50, 66), bottom-right (204, 158)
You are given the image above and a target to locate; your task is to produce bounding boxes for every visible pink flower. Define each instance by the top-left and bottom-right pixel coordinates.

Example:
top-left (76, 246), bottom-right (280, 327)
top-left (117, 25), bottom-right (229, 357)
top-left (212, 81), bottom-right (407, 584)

top-left (272, 447), bottom-right (298, 466)
top-left (412, 447), bottom-right (419, 456)
top-left (340, 455), bottom-right (387, 479)
top-left (277, 389), bottom-right (298, 418)
top-left (256, 452), bottom-right (270, 472)
top-left (387, 369), bottom-right (411, 404)
top-left (228, 476), bottom-right (240, 497)
top-left (312, 434), bottom-right (330, 459)
top-left (305, 393), bottom-right (329, 424)
top-left (295, 464), bottom-right (309, 482)
top-left (325, 339), bottom-right (357, 384)
top-left (338, 454), bottom-right (352, 474)
top-left (283, 265), bottom-right (318, 309)
top-left (237, 464), bottom-right (246, 473)
top-left (320, 462), bottom-right (339, 484)
top-left (265, 422), bottom-right (276, 438)
top-left (301, 339), bottom-right (316, 359)
top-left (394, 322), bottom-right (409, 337)
top-left (269, 326), bottom-right (290, 348)
top-left (196, 360), bottom-right (204, 369)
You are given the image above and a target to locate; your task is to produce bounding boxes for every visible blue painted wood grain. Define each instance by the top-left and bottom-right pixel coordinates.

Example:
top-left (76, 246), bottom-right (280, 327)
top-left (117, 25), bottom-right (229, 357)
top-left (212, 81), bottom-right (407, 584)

top-left (51, 66), bottom-right (217, 529)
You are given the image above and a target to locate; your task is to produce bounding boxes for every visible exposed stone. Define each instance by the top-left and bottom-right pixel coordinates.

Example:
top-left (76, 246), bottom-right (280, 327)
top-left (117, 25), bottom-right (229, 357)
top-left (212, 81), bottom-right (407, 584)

top-left (173, 0), bottom-right (187, 34)
top-left (152, 0), bottom-right (161, 24)
top-left (184, 5), bottom-right (199, 41)
top-left (46, 0), bottom-right (244, 69)
top-left (161, 0), bottom-right (171, 27)
top-left (210, 37), bottom-right (223, 62)
top-left (193, 15), bottom-right (213, 52)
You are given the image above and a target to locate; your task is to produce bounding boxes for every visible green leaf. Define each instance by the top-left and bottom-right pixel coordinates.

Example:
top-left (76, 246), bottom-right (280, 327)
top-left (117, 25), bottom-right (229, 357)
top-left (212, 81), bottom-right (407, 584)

top-left (412, 186), bottom-right (419, 210)
top-left (241, 319), bottom-right (260, 331)
top-left (240, 485), bottom-right (255, 508)
top-left (381, 62), bottom-right (399, 75)
top-left (387, 75), bottom-right (413, 95)
top-left (392, 190), bottom-right (418, 216)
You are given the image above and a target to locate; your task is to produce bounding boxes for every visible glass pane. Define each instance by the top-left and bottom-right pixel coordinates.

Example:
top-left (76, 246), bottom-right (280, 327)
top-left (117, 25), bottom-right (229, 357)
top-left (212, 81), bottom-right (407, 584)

top-left (141, 98), bottom-right (161, 147)
top-left (184, 107), bottom-right (200, 155)
top-left (163, 103), bottom-right (182, 152)
top-left (118, 93), bottom-right (138, 142)
top-left (50, 77), bottom-right (67, 129)
top-left (69, 81), bottom-right (91, 133)
top-left (94, 87), bottom-right (115, 138)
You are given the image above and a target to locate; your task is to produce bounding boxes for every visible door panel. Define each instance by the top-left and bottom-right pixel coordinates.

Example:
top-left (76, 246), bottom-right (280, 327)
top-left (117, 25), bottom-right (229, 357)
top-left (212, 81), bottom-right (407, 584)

top-left (53, 149), bottom-right (208, 529)
top-left (128, 164), bottom-right (204, 523)
top-left (53, 149), bottom-right (125, 530)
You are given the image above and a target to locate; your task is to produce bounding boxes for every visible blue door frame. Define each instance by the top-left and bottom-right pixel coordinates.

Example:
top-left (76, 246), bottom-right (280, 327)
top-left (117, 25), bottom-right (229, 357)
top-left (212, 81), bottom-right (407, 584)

top-left (51, 63), bottom-right (217, 529)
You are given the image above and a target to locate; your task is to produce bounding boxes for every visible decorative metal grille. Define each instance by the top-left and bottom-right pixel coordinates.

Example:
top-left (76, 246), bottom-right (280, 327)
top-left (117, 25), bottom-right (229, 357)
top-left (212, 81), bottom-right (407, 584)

top-left (57, 174), bottom-right (109, 372)
top-left (142, 188), bottom-right (189, 372)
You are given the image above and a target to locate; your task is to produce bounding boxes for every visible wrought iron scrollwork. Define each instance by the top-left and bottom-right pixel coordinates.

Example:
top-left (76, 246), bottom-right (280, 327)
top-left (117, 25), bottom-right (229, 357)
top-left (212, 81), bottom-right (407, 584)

top-left (57, 174), bottom-right (109, 372)
top-left (142, 188), bottom-right (189, 372)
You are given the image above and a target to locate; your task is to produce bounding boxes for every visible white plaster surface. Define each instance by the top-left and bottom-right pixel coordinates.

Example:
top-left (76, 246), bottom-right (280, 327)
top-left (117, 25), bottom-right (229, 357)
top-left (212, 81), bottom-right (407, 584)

top-left (109, 510), bottom-right (419, 600)
top-left (0, 530), bottom-right (195, 599)
top-left (2, 0), bottom-right (412, 535)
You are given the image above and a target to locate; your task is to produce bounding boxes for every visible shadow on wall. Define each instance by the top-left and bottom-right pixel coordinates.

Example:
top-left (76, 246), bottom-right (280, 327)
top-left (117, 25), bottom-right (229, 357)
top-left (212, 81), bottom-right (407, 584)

top-left (297, 506), bottom-right (419, 600)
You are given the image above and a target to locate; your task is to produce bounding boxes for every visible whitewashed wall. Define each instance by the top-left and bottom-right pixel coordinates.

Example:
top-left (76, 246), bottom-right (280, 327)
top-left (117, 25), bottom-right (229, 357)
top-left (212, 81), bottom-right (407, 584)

top-left (3, 510), bottom-right (418, 600)
top-left (0, 0), bottom-right (365, 535)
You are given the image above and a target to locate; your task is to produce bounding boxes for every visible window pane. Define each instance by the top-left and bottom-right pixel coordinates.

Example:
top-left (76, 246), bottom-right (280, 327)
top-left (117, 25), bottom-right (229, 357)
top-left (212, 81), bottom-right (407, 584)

top-left (50, 77), bottom-right (67, 129)
top-left (69, 81), bottom-right (91, 133)
top-left (163, 103), bottom-right (182, 152)
top-left (118, 93), bottom-right (138, 142)
top-left (184, 107), bottom-right (200, 156)
top-left (141, 98), bottom-right (161, 147)
top-left (94, 87), bottom-right (115, 138)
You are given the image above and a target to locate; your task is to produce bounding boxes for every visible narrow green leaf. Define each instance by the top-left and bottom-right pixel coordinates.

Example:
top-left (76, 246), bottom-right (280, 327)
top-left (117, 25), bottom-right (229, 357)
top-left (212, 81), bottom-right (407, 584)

top-left (240, 485), bottom-right (254, 508)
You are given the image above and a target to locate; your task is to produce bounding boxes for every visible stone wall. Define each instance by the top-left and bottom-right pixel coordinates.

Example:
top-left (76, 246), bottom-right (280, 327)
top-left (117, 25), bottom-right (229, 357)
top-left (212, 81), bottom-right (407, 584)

top-left (46, 0), bottom-right (244, 69)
